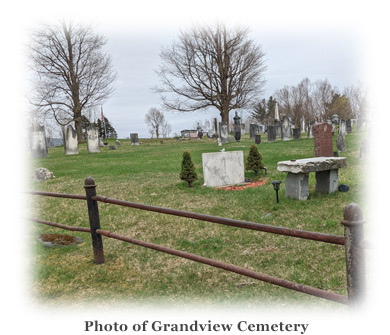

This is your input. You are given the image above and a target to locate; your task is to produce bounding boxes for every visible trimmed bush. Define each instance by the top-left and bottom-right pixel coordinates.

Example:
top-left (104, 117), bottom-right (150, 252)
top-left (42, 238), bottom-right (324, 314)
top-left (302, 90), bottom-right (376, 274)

top-left (246, 144), bottom-right (264, 175)
top-left (180, 151), bottom-right (198, 187)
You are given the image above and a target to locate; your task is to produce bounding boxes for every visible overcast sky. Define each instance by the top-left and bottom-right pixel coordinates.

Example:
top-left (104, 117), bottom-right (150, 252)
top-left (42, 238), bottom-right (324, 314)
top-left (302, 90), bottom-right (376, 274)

top-left (96, 24), bottom-right (363, 138)
top-left (9, 0), bottom-right (372, 139)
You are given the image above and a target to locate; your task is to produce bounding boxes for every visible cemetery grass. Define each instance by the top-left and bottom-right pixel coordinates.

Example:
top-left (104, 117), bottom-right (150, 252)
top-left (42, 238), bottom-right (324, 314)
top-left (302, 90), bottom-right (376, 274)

top-left (28, 131), bottom-right (367, 308)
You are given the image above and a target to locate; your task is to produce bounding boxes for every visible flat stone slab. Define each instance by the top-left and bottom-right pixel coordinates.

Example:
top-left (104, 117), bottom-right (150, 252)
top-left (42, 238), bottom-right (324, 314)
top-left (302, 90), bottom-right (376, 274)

top-left (277, 157), bottom-right (347, 174)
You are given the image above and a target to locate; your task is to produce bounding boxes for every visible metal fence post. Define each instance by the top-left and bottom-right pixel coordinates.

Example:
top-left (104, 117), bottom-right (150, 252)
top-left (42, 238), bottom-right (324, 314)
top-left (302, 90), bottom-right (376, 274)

top-left (84, 177), bottom-right (105, 264)
top-left (341, 203), bottom-right (365, 306)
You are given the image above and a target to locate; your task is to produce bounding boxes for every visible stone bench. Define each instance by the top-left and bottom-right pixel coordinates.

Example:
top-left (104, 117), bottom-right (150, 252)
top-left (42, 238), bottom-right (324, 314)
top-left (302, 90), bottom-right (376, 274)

top-left (277, 157), bottom-right (347, 200)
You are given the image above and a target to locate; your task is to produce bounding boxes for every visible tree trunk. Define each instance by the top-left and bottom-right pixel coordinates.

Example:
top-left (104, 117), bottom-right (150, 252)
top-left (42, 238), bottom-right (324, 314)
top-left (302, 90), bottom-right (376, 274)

top-left (220, 109), bottom-right (229, 124)
top-left (74, 106), bottom-right (83, 143)
top-left (221, 109), bottom-right (230, 136)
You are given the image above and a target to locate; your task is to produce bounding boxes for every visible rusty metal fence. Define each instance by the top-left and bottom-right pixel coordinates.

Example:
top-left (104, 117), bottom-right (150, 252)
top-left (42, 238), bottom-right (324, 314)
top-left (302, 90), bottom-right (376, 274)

top-left (27, 176), bottom-right (370, 306)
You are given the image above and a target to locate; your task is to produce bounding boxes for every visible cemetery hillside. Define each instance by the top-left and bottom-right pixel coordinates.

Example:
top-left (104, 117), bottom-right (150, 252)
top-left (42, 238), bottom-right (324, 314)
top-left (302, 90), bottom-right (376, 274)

top-left (28, 127), bottom-right (368, 308)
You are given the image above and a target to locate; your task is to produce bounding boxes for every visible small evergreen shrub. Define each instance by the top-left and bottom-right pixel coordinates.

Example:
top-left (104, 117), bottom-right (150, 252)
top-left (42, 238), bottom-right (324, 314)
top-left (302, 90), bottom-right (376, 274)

top-left (180, 151), bottom-right (198, 187)
top-left (246, 144), bottom-right (264, 176)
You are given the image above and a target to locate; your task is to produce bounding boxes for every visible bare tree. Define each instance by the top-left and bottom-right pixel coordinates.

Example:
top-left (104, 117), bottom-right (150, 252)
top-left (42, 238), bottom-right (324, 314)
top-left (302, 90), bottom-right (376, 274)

top-left (161, 121), bottom-right (172, 138)
top-left (145, 107), bottom-right (166, 138)
top-left (274, 78), bottom-right (314, 127)
top-left (312, 79), bottom-right (337, 122)
top-left (343, 81), bottom-right (369, 121)
top-left (29, 21), bottom-right (116, 142)
top-left (155, 22), bottom-right (267, 124)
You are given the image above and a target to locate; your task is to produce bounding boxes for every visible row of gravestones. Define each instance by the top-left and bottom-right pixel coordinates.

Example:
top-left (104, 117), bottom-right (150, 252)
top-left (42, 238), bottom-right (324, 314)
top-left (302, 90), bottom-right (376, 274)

top-left (29, 122), bottom-right (140, 158)
top-left (211, 112), bottom-right (356, 146)
top-left (266, 116), bottom-right (307, 143)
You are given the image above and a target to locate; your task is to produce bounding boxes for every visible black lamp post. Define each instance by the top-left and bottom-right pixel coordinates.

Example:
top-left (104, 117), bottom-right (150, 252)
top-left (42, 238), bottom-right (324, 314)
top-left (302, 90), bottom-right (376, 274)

top-left (271, 180), bottom-right (281, 203)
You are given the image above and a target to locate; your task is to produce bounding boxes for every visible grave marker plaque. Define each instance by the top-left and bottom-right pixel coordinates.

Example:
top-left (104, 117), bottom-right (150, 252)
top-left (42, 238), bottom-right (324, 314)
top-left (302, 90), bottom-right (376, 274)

top-left (313, 123), bottom-right (333, 157)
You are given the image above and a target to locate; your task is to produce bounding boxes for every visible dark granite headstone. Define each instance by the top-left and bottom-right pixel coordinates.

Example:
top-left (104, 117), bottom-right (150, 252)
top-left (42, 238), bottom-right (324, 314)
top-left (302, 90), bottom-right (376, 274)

top-left (293, 128), bottom-right (301, 140)
top-left (213, 118), bottom-right (218, 137)
top-left (233, 112), bottom-right (241, 142)
top-left (267, 126), bottom-right (276, 143)
top-left (249, 124), bottom-right (257, 139)
top-left (130, 133), bottom-right (139, 146)
top-left (346, 119), bottom-right (352, 133)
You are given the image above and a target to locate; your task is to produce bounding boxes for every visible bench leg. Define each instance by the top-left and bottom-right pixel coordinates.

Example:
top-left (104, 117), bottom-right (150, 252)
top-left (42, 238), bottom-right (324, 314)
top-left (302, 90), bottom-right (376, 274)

top-left (315, 169), bottom-right (339, 193)
top-left (285, 173), bottom-right (309, 200)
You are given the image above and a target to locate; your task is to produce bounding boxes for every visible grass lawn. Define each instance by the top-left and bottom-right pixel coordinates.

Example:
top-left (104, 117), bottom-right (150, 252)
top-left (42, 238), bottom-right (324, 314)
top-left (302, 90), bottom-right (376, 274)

top-left (27, 129), bottom-right (368, 308)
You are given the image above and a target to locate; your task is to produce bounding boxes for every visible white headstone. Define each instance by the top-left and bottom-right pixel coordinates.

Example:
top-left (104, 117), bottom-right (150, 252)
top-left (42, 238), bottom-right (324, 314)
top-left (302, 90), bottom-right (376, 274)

top-left (281, 116), bottom-right (291, 141)
top-left (307, 123), bottom-right (314, 138)
top-left (30, 121), bottom-right (48, 158)
top-left (220, 122), bottom-right (229, 144)
top-left (339, 120), bottom-right (347, 135)
top-left (87, 125), bottom-right (100, 153)
top-left (274, 102), bottom-right (280, 121)
top-left (202, 151), bottom-right (245, 187)
top-left (63, 125), bottom-right (78, 155)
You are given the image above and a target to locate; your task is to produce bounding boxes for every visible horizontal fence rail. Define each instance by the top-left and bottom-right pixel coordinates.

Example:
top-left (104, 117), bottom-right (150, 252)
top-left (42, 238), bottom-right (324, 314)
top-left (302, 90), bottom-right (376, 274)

top-left (29, 217), bottom-right (91, 233)
top-left (96, 228), bottom-right (348, 304)
top-left (26, 215), bottom-right (347, 305)
top-left (92, 195), bottom-right (345, 246)
top-left (28, 176), bottom-right (369, 306)
top-left (28, 190), bottom-right (87, 200)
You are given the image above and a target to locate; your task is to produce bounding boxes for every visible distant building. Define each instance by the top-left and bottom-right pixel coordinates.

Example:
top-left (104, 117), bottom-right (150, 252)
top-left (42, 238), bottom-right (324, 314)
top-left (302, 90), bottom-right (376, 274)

top-left (180, 129), bottom-right (198, 138)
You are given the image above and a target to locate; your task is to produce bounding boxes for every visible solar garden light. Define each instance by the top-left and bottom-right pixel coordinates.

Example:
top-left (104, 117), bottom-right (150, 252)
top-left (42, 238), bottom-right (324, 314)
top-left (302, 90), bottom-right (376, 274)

top-left (271, 180), bottom-right (281, 203)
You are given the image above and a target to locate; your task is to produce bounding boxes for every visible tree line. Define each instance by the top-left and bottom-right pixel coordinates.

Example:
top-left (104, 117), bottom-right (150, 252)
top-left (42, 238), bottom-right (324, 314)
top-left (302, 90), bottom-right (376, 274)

top-left (28, 20), bottom-right (368, 140)
top-left (251, 78), bottom-right (368, 128)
